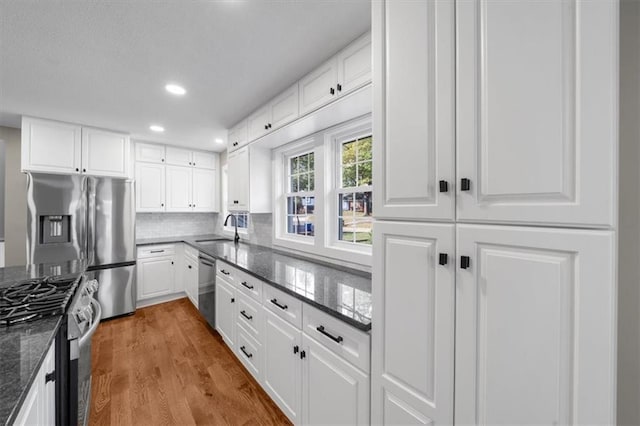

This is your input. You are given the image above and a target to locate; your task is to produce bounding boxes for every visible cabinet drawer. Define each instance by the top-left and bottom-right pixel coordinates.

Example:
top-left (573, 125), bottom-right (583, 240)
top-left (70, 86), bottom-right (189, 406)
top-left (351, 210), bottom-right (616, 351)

top-left (236, 325), bottom-right (264, 383)
top-left (263, 285), bottom-right (303, 329)
top-left (184, 244), bottom-right (199, 260)
top-left (236, 270), bottom-right (263, 303)
top-left (303, 304), bottom-right (370, 372)
top-left (216, 261), bottom-right (240, 285)
top-left (137, 244), bottom-right (176, 259)
top-left (236, 291), bottom-right (263, 344)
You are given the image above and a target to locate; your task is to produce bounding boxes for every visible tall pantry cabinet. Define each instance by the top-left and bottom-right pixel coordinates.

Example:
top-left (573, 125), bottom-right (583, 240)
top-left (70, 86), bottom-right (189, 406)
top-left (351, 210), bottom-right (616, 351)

top-left (371, 1), bottom-right (618, 425)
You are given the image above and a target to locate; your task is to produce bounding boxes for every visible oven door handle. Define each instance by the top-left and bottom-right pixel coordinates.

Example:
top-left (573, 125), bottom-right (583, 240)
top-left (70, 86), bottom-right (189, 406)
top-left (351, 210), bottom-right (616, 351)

top-left (78, 298), bottom-right (102, 348)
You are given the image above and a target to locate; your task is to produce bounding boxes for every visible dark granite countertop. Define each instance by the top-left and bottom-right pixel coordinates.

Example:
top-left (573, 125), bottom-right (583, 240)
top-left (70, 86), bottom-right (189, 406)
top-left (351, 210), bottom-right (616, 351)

top-left (136, 235), bottom-right (372, 331)
top-left (0, 261), bottom-right (86, 425)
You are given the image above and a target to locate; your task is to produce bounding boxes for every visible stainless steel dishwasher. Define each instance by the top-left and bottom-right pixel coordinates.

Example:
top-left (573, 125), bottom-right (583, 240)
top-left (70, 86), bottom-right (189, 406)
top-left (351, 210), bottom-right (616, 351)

top-left (198, 253), bottom-right (216, 328)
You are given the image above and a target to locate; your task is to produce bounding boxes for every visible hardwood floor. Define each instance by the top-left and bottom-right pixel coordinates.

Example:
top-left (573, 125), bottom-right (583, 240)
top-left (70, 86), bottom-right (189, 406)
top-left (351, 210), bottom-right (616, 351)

top-left (89, 298), bottom-right (291, 426)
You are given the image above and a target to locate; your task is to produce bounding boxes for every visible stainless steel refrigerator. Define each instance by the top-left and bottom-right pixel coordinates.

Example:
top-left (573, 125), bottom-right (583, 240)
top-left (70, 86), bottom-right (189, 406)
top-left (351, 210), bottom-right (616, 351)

top-left (26, 172), bottom-right (136, 319)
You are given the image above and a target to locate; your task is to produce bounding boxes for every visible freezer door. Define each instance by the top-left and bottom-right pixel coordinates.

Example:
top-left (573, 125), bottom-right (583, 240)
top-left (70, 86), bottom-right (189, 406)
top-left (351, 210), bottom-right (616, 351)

top-left (92, 264), bottom-right (136, 319)
top-left (87, 177), bottom-right (135, 266)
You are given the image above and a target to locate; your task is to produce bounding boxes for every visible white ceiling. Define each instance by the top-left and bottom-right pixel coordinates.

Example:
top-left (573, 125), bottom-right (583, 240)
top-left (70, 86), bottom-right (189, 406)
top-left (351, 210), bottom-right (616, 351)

top-left (0, 0), bottom-right (371, 151)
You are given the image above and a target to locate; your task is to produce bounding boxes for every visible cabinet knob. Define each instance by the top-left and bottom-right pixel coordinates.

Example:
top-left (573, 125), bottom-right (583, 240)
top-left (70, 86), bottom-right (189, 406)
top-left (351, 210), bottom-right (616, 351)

top-left (171, 261), bottom-right (174, 265)
top-left (268, 123), bottom-right (272, 129)
top-left (75, 168), bottom-right (79, 172)
top-left (460, 256), bottom-right (471, 269)
top-left (439, 253), bottom-right (448, 266)
top-left (161, 158), bottom-right (165, 162)
top-left (193, 163), bottom-right (196, 166)
top-left (330, 87), bottom-right (335, 95)
top-left (460, 178), bottom-right (471, 191)
top-left (293, 345), bottom-right (299, 354)
top-left (161, 203), bottom-right (164, 207)
top-left (231, 297), bottom-right (235, 303)
top-left (439, 180), bottom-right (449, 193)
top-left (82, 168), bottom-right (86, 173)
top-left (264, 124), bottom-right (268, 130)
top-left (337, 83), bottom-right (342, 92)
top-left (188, 265), bottom-right (192, 269)
top-left (300, 350), bottom-right (306, 360)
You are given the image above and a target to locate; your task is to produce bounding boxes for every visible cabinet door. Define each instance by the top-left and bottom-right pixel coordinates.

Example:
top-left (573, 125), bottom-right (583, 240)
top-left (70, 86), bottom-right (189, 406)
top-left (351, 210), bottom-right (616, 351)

top-left (165, 146), bottom-right (193, 167)
top-left (135, 163), bottom-right (165, 212)
top-left (299, 58), bottom-right (338, 115)
top-left (42, 342), bottom-right (56, 425)
top-left (21, 117), bottom-right (82, 174)
top-left (185, 256), bottom-right (198, 308)
top-left (215, 279), bottom-right (236, 348)
top-left (336, 32), bottom-right (371, 96)
top-left (192, 168), bottom-right (217, 212)
top-left (372, 0), bottom-right (455, 221)
top-left (227, 147), bottom-right (249, 211)
top-left (371, 221), bottom-right (454, 425)
top-left (137, 256), bottom-right (175, 300)
top-left (270, 83), bottom-right (299, 130)
top-left (247, 105), bottom-right (271, 141)
top-left (81, 128), bottom-right (130, 177)
top-left (228, 120), bottom-right (248, 152)
top-left (135, 142), bottom-right (165, 164)
top-left (302, 334), bottom-right (369, 425)
top-left (165, 166), bottom-right (193, 212)
top-left (263, 309), bottom-right (302, 423)
top-left (192, 151), bottom-right (217, 170)
top-left (456, 224), bottom-right (615, 425)
top-left (456, 0), bottom-right (616, 227)
top-left (13, 368), bottom-right (41, 426)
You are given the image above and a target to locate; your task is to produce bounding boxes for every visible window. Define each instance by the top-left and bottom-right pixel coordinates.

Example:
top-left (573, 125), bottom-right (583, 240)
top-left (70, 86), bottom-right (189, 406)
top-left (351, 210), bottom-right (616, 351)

top-left (337, 135), bottom-right (372, 245)
top-left (285, 151), bottom-right (315, 238)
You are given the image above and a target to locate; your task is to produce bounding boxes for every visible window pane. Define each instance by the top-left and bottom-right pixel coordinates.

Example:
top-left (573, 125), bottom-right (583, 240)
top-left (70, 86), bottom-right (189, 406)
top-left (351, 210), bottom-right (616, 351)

top-left (300, 173), bottom-right (310, 192)
top-left (304, 196), bottom-right (315, 215)
top-left (357, 136), bottom-right (372, 161)
top-left (308, 172), bottom-right (315, 191)
top-left (337, 192), bottom-right (373, 245)
top-left (342, 165), bottom-right (356, 188)
top-left (309, 153), bottom-right (315, 170)
top-left (339, 193), bottom-right (354, 216)
top-left (286, 196), bottom-right (315, 237)
top-left (299, 154), bottom-right (308, 173)
top-left (357, 162), bottom-right (372, 186)
top-left (291, 156), bottom-right (299, 174)
top-left (287, 196), bottom-right (302, 215)
top-left (342, 140), bottom-right (356, 166)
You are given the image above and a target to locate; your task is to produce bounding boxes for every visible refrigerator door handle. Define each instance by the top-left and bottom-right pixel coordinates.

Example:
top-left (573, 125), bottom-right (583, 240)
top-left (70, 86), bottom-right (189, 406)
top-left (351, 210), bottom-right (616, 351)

top-left (86, 177), bottom-right (96, 265)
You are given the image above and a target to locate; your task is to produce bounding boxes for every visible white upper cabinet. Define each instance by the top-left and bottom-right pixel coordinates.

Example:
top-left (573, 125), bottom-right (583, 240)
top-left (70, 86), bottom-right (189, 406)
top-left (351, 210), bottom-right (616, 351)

top-left (165, 146), bottom-right (193, 167)
top-left (135, 141), bottom-right (165, 164)
top-left (227, 145), bottom-right (271, 213)
top-left (247, 105), bottom-right (271, 142)
top-left (372, 221), bottom-right (455, 425)
top-left (21, 117), bottom-right (82, 174)
top-left (228, 120), bottom-right (248, 152)
top-left (269, 83), bottom-right (299, 130)
top-left (192, 168), bottom-right (217, 212)
top-left (81, 127), bottom-right (130, 178)
top-left (299, 58), bottom-right (339, 115)
top-left (227, 147), bottom-right (250, 211)
top-left (165, 166), bottom-right (193, 211)
top-left (456, 0), bottom-right (617, 227)
top-left (192, 151), bottom-right (217, 170)
top-left (336, 32), bottom-right (372, 96)
top-left (373, 1), bottom-right (455, 222)
top-left (455, 224), bottom-right (615, 425)
top-left (135, 162), bottom-right (165, 212)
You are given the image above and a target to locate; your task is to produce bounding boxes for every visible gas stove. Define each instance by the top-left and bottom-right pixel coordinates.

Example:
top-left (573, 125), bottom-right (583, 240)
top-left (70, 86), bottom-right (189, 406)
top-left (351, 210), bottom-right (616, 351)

top-left (0, 275), bottom-right (81, 326)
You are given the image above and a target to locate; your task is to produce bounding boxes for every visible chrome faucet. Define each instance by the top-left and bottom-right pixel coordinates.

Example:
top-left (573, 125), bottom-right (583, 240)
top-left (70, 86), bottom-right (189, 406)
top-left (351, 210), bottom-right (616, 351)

top-left (224, 213), bottom-right (240, 245)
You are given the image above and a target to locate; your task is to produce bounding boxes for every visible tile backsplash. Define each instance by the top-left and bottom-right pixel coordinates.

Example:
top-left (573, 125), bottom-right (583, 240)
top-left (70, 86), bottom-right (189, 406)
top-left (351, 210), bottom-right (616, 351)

top-left (136, 213), bottom-right (219, 238)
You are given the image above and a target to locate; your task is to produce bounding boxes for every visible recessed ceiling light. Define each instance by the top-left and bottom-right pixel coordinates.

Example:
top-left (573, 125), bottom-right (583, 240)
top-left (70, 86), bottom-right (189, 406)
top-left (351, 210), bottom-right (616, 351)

top-left (215, 138), bottom-right (224, 144)
top-left (150, 125), bottom-right (165, 132)
top-left (165, 84), bottom-right (186, 95)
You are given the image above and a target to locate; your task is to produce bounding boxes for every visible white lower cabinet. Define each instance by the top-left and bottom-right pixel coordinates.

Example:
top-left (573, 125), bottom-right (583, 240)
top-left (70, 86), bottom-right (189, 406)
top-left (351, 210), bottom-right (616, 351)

top-left (215, 277), bottom-right (236, 349)
top-left (183, 251), bottom-right (198, 308)
top-left (302, 334), bottom-right (370, 425)
top-left (455, 225), bottom-right (615, 425)
top-left (372, 221), bottom-right (455, 425)
top-left (14, 341), bottom-right (55, 426)
top-left (137, 245), bottom-right (176, 301)
top-left (263, 309), bottom-right (302, 423)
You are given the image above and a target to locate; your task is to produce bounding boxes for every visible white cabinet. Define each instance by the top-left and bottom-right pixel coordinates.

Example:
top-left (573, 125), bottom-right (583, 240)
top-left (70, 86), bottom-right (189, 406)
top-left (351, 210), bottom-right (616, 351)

top-left (21, 116), bottom-right (82, 174)
top-left (228, 120), bottom-right (248, 152)
top-left (336, 32), bottom-right (372, 96)
top-left (81, 127), bottom-right (130, 178)
top-left (215, 277), bottom-right (236, 349)
top-left (135, 162), bottom-right (165, 212)
top-left (137, 250), bottom-right (175, 300)
top-left (299, 58), bottom-right (339, 115)
top-left (13, 342), bottom-right (56, 426)
top-left (165, 146), bottom-right (193, 167)
top-left (227, 145), bottom-right (271, 213)
top-left (135, 141), bottom-right (165, 163)
top-left (372, 221), bottom-right (454, 425)
top-left (247, 105), bottom-right (271, 142)
top-left (165, 166), bottom-right (193, 211)
top-left (192, 168), bottom-right (217, 212)
top-left (192, 151), bottom-right (217, 170)
top-left (269, 83), bottom-right (299, 130)
top-left (21, 117), bottom-right (131, 177)
top-left (302, 334), bottom-right (370, 425)
top-left (456, 0), bottom-right (616, 227)
top-left (455, 225), bottom-right (615, 425)
top-left (263, 309), bottom-right (302, 423)
top-left (372, 0), bottom-right (454, 221)
top-left (183, 250), bottom-right (198, 308)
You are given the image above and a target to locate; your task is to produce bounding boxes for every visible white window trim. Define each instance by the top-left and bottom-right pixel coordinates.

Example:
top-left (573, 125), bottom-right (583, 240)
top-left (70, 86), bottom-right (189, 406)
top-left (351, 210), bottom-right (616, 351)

top-left (272, 115), bottom-right (372, 267)
top-left (221, 164), bottom-right (248, 235)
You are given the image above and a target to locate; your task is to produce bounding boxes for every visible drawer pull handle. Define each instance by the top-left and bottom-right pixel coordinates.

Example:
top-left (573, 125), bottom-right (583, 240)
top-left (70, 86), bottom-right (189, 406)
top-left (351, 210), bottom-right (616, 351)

top-left (293, 345), bottom-right (299, 354)
top-left (220, 269), bottom-right (230, 276)
top-left (316, 325), bottom-right (343, 344)
top-left (150, 249), bottom-right (164, 253)
top-left (240, 346), bottom-right (253, 358)
top-left (240, 310), bottom-right (253, 321)
top-left (460, 256), bottom-right (471, 269)
top-left (270, 298), bottom-right (288, 311)
top-left (241, 281), bottom-right (254, 290)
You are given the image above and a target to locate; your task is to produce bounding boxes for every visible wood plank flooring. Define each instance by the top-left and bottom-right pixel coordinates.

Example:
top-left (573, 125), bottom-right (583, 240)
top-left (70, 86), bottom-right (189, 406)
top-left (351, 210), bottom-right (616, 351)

top-left (89, 298), bottom-right (291, 426)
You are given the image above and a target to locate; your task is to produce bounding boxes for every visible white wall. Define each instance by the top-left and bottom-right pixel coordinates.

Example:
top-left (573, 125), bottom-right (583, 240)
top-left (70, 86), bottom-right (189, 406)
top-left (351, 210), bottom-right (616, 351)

top-left (618, 1), bottom-right (640, 424)
top-left (0, 126), bottom-right (26, 266)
